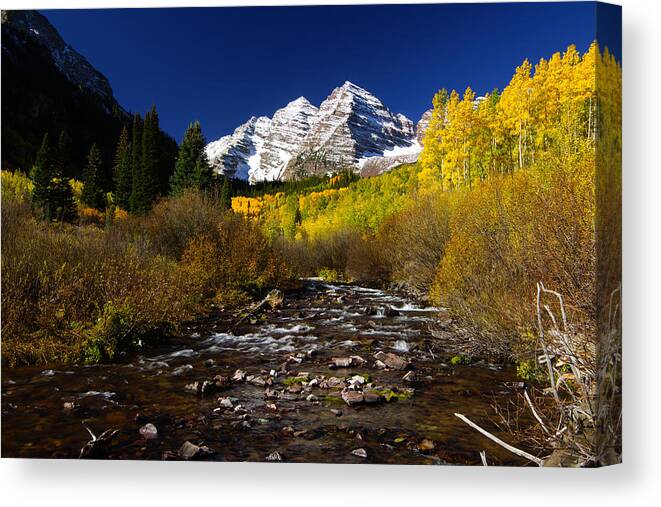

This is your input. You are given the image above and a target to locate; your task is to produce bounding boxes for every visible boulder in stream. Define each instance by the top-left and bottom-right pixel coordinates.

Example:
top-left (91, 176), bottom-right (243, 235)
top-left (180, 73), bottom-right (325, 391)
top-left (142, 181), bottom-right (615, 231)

top-left (341, 389), bottom-right (364, 406)
top-left (374, 351), bottom-right (410, 370)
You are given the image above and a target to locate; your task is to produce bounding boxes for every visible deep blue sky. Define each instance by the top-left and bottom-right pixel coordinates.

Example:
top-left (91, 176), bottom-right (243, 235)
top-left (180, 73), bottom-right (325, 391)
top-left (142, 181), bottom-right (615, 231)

top-left (43, 3), bottom-right (620, 142)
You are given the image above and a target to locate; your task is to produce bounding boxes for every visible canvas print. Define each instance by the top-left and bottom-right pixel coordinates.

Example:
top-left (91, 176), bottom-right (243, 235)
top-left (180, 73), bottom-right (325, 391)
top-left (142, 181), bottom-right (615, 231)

top-left (1, 2), bottom-right (621, 466)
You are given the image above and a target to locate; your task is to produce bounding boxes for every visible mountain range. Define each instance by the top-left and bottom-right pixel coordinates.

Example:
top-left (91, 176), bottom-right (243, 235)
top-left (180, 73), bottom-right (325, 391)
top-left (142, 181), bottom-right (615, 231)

top-left (2, 10), bottom-right (430, 183)
top-left (206, 82), bottom-right (430, 182)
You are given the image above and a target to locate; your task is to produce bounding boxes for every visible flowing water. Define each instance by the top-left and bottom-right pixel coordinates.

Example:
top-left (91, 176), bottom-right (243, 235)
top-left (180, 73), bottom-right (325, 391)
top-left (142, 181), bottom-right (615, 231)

top-left (2, 280), bottom-right (534, 465)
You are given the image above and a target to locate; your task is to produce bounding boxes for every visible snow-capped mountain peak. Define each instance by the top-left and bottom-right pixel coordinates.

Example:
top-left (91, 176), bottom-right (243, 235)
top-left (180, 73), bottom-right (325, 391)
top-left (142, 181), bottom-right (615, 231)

top-left (205, 81), bottom-right (425, 182)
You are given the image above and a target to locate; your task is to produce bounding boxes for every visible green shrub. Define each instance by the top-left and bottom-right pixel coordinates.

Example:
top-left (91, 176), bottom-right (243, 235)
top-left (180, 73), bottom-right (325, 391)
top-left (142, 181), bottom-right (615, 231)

top-left (450, 355), bottom-right (472, 366)
top-left (516, 360), bottom-right (547, 383)
top-left (318, 268), bottom-right (340, 282)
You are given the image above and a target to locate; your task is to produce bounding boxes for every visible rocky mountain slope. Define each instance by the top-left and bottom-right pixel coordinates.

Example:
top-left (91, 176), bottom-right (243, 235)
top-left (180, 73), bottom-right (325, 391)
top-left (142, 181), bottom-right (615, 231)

top-left (206, 81), bottom-right (429, 182)
top-left (1, 10), bottom-right (127, 174)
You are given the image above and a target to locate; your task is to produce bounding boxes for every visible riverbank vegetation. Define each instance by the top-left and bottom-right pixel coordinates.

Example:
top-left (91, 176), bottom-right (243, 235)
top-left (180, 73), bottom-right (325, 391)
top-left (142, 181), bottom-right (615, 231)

top-left (1, 42), bottom-right (620, 379)
top-left (1, 189), bottom-right (290, 366)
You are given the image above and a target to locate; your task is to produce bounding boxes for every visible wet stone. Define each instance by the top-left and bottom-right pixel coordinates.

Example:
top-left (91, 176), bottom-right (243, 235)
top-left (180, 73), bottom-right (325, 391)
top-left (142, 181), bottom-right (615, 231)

top-left (266, 451), bottom-right (283, 462)
top-left (179, 441), bottom-right (211, 460)
top-left (341, 389), bottom-right (364, 406)
top-left (418, 439), bottom-right (436, 452)
top-left (139, 423), bottom-right (158, 440)
top-left (351, 448), bottom-right (368, 458)
top-left (63, 401), bottom-right (77, 412)
top-left (363, 390), bottom-right (383, 404)
top-left (374, 351), bottom-right (410, 370)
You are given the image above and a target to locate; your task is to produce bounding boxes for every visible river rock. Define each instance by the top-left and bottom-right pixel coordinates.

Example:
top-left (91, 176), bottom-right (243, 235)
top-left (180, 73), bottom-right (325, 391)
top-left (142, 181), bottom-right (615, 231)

top-left (374, 351), bottom-right (410, 370)
top-left (218, 397), bottom-right (234, 409)
top-left (139, 423), bottom-right (158, 440)
top-left (331, 357), bottom-right (353, 368)
top-left (266, 450), bottom-right (283, 461)
top-left (363, 390), bottom-right (383, 404)
top-left (320, 376), bottom-right (346, 389)
top-left (249, 376), bottom-right (267, 387)
top-left (63, 401), bottom-right (78, 412)
top-left (287, 384), bottom-right (303, 394)
top-left (341, 389), bottom-right (364, 406)
top-left (418, 438), bottom-right (436, 451)
top-left (213, 374), bottom-right (231, 388)
top-left (264, 388), bottom-right (279, 399)
top-left (348, 375), bottom-right (366, 389)
top-left (179, 441), bottom-right (211, 460)
top-left (351, 448), bottom-right (368, 458)
top-left (232, 369), bottom-right (247, 382)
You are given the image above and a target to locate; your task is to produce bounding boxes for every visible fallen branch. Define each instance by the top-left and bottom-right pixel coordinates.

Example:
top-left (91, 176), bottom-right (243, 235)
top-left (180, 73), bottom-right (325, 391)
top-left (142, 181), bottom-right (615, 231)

top-left (523, 389), bottom-right (550, 435)
top-left (480, 450), bottom-right (488, 466)
top-left (79, 421), bottom-right (120, 459)
top-left (454, 413), bottom-right (544, 466)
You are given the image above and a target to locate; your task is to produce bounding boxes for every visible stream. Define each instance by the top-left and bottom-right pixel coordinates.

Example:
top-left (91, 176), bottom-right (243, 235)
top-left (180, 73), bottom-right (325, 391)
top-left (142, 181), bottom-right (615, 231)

top-left (1, 280), bottom-right (534, 465)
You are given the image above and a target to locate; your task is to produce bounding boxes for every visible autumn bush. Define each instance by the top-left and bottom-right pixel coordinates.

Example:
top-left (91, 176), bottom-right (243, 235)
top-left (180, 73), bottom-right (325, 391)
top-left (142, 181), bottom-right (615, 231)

top-left (430, 158), bottom-right (596, 358)
top-left (376, 193), bottom-right (451, 296)
top-left (1, 190), bottom-right (290, 366)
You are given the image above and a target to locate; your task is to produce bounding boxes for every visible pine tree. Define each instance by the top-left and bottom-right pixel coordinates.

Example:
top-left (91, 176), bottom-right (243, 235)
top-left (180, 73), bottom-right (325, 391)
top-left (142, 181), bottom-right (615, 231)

top-left (112, 126), bottom-right (132, 210)
top-left (131, 106), bottom-right (161, 213)
top-left (51, 131), bottom-right (77, 221)
top-left (81, 144), bottom-right (106, 211)
top-left (170, 121), bottom-right (212, 195)
top-left (219, 175), bottom-right (231, 210)
top-left (129, 113), bottom-right (143, 213)
top-left (30, 133), bottom-right (54, 218)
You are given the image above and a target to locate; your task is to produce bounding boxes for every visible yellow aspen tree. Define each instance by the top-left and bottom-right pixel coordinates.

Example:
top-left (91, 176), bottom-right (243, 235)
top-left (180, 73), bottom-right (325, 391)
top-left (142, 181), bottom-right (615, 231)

top-left (419, 89), bottom-right (449, 191)
top-left (498, 59), bottom-right (533, 170)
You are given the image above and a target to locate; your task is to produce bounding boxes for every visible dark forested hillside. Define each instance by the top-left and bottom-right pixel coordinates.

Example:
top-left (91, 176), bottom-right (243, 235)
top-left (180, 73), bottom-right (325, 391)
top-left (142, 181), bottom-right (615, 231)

top-left (1, 11), bottom-right (176, 186)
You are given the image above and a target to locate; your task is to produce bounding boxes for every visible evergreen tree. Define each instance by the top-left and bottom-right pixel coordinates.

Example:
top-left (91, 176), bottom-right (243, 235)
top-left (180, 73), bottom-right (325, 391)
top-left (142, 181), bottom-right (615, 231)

top-left (81, 144), bottom-right (106, 211)
top-left (131, 106), bottom-right (160, 213)
top-left (112, 126), bottom-right (132, 210)
top-left (51, 131), bottom-right (77, 221)
top-left (170, 121), bottom-right (212, 196)
top-left (218, 175), bottom-right (231, 210)
top-left (129, 113), bottom-right (143, 213)
top-left (55, 131), bottom-right (73, 177)
top-left (30, 133), bottom-right (54, 218)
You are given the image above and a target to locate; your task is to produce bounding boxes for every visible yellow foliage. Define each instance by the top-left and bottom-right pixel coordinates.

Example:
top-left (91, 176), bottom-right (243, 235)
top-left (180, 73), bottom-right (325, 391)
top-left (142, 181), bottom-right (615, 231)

top-left (1, 170), bottom-right (34, 201)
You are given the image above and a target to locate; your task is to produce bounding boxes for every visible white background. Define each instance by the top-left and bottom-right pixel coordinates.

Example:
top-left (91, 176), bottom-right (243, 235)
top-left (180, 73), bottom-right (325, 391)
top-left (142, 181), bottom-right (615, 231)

top-left (1, 1), bottom-right (659, 505)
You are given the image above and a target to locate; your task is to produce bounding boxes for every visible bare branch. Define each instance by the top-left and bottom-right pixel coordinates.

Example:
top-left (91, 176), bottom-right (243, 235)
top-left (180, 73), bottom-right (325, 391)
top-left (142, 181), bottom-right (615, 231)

top-left (454, 413), bottom-right (544, 466)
